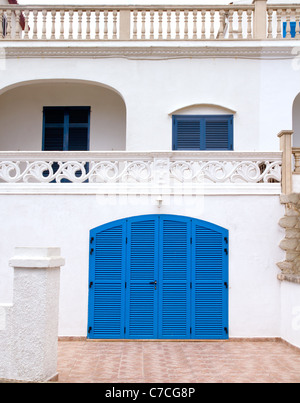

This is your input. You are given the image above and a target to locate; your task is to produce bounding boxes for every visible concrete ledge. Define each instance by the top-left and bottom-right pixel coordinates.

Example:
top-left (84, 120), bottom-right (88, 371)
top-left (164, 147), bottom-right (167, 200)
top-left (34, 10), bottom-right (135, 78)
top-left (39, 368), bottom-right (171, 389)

top-left (278, 273), bottom-right (300, 284)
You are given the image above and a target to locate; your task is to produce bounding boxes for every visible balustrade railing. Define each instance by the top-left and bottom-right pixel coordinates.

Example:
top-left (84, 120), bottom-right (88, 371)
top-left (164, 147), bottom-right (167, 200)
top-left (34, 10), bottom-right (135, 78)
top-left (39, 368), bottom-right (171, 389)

top-left (0, 3), bottom-right (299, 41)
top-left (0, 151), bottom-right (281, 186)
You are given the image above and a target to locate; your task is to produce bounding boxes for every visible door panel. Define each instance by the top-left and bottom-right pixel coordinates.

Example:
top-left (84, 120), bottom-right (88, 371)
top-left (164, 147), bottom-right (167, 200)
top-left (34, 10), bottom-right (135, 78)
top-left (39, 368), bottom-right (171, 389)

top-left (126, 217), bottom-right (159, 338)
top-left (159, 218), bottom-right (191, 338)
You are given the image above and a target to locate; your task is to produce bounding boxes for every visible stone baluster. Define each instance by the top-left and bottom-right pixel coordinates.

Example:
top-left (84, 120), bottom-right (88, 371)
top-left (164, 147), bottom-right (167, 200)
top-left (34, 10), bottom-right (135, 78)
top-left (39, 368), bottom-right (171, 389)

top-left (286, 9), bottom-right (291, 39)
top-left (60, 10), bottom-right (65, 40)
top-left (86, 10), bottom-right (91, 40)
top-left (14, 9), bottom-right (21, 40)
top-left (6, 9), bottom-right (12, 39)
top-left (210, 10), bottom-right (215, 39)
top-left (267, 9), bottom-right (273, 38)
top-left (113, 10), bottom-right (118, 40)
top-left (175, 10), bottom-right (180, 39)
top-left (32, 10), bottom-right (38, 40)
top-left (77, 10), bottom-right (83, 40)
top-left (167, 10), bottom-right (171, 40)
top-left (51, 10), bottom-right (56, 40)
top-left (228, 10), bottom-right (234, 39)
top-left (141, 10), bottom-right (146, 40)
top-left (132, 10), bottom-right (138, 40)
top-left (238, 10), bottom-right (243, 39)
top-left (201, 10), bottom-right (206, 39)
top-left (184, 10), bottom-right (189, 40)
top-left (0, 10), bottom-right (3, 39)
top-left (276, 9), bottom-right (282, 39)
top-left (158, 10), bottom-right (163, 40)
top-left (150, 10), bottom-right (155, 39)
top-left (247, 9), bottom-right (253, 39)
top-left (42, 9), bottom-right (47, 40)
top-left (293, 149), bottom-right (300, 174)
top-left (94, 10), bottom-right (100, 40)
top-left (193, 10), bottom-right (198, 40)
top-left (69, 10), bottom-right (74, 40)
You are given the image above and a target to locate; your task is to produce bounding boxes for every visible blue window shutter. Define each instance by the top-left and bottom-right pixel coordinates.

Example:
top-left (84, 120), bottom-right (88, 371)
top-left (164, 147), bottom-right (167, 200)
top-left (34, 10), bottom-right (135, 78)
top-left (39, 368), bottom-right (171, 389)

top-left (88, 221), bottom-right (126, 339)
top-left (191, 222), bottom-right (229, 340)
top-left (173, 115), bottom-right (233, 150)
top-left (158, 217), bottom-right (191, 339)
top-left (126, 216), bottom-right (159, 338)
top-left (205, 116), bottom-right (233, 150)
top-left (173, 116), bottom-right (202, 150)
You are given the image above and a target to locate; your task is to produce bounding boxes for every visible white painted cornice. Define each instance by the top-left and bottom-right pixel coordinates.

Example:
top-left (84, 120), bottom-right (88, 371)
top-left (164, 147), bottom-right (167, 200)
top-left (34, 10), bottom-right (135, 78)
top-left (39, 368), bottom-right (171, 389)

top-left (3, 43), bottom-right (300, 60)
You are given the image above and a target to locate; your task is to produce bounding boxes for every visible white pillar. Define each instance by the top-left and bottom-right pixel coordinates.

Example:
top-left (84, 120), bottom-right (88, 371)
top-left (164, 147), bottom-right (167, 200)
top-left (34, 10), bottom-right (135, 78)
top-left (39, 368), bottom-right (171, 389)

top-left (7, 247), bottom-right (65, 382)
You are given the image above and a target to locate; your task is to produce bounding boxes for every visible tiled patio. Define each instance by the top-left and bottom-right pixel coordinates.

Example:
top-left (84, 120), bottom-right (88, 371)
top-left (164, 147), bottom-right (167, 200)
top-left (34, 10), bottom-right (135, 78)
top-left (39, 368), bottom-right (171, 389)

top-left (57, 340), bottom-right (300, 383)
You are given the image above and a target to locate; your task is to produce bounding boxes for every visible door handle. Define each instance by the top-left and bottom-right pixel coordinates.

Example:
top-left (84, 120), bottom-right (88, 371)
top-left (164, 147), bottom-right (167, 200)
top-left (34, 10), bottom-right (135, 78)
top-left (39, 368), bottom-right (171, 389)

top-left (149, 280), bottom-right (157, 290)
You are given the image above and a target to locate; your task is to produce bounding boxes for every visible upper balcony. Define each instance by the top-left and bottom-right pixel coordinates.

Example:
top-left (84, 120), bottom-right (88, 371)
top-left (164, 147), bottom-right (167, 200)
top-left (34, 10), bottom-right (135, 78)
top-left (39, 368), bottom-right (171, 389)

top-left (0, 1), bottom-right (299, 44)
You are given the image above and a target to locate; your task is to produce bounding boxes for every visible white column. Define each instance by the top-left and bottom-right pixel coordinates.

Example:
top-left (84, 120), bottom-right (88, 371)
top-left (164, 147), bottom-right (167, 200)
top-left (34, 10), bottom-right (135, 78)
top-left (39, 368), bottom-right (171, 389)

top-left (8, 247), bottom-right (65, 382)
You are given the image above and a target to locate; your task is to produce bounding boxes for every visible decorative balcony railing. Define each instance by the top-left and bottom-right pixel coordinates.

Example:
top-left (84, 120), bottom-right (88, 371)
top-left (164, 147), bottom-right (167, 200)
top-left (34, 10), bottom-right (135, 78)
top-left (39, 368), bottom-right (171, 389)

top-left (0, 152), bottom-right (281, 190)
top-left (0, 2), bottom-right (299, 42)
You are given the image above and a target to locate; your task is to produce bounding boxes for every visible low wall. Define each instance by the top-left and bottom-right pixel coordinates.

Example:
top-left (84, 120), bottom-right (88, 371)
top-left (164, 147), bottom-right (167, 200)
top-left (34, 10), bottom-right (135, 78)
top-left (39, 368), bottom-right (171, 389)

top-left (0, 248), bottom-right (64, 382)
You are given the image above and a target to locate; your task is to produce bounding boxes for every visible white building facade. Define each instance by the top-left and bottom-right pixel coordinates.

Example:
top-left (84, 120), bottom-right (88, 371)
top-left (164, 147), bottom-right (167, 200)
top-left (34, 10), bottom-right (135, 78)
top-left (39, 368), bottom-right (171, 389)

top-left (0, 0), bottom-right (299, 347)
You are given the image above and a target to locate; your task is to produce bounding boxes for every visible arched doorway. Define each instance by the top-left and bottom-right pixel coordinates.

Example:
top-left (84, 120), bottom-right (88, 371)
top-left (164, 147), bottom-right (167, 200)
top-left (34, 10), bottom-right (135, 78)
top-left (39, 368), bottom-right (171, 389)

top-left (88, 214), bottom-right (229, 340)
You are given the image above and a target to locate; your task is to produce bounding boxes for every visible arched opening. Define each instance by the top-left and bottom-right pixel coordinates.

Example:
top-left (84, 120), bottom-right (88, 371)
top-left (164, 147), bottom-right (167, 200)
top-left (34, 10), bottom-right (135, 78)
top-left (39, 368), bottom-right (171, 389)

top-left (0, 80), bottom-right (126, 151)
top-left (88, 214), bottom-right (229, 340)
top-left (292, 93), bottom-right (300, 147)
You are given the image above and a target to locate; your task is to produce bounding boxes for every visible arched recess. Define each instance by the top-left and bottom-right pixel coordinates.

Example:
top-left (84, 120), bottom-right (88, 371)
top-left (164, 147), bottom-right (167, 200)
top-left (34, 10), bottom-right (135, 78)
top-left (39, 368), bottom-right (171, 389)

top-left (293, 93), bottom-right (300, 147)
top-left (88, 214), bottom-right (229, 340)
top-left (0, 79), bottom-right (127, 151)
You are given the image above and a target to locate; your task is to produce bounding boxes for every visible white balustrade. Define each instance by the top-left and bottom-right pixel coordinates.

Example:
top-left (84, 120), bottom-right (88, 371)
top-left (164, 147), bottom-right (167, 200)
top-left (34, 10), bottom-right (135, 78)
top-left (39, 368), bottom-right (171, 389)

top-left (0, 151), bottom-right (282, 185)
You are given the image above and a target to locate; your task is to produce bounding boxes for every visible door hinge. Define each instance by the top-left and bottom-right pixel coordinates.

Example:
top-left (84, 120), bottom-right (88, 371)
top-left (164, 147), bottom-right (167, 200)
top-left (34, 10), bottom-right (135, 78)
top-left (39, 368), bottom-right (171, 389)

top-left (90, 236), bottom-right (94, 244)
top-left (224, 327), bottom-right (228, 335)
top-left (224, 248), bottom-right (228, 255)
top-left (88, 326), bottom-right (92, 334)
top-left (224, 282), bottom-right (228, 289)
top-left (89, 281), bottom-right (93, 289)
top-left (224, 236), bottom-right (228, 244)
top-left (90, 248), bottom-right (94, 255)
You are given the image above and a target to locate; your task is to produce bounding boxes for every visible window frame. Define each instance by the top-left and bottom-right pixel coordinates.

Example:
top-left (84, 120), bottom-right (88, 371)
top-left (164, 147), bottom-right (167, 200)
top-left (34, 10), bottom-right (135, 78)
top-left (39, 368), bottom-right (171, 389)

top-left (42, 106), bottom-right (91, 151)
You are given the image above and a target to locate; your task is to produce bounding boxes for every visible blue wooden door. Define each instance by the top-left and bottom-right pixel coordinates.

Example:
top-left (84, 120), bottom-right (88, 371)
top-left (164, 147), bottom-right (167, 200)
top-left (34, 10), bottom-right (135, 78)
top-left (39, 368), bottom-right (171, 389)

top-left (88, 215), bottom-right (228, 340)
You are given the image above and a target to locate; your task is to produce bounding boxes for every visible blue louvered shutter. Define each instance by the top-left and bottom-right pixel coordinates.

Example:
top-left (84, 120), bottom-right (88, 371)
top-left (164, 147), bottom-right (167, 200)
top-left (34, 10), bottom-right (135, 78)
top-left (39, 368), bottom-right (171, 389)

top-left (191, 222), bottom-right (228, 339)
top-left (173, 115), bottom-right (233, 150)
top-left (205, 116), bottom-right (233, 150)
top-left (173, 116), bottom-right (202, 150)
top-left (158, 217), bottom-right (191, 338)
top-left (126, 216), bottom-right (159, 338)
top-left (88, 222), bottom-right (126, 338)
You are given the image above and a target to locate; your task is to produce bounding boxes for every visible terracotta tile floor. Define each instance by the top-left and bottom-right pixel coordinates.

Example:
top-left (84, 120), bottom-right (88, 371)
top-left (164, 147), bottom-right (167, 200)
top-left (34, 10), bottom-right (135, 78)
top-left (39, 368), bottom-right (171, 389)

top-left (57, 340), bottom-right (300, 383)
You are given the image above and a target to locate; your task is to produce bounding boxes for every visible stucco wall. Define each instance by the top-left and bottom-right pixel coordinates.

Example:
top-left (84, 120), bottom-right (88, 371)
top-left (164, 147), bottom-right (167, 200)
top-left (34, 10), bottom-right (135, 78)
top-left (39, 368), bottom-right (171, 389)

top-left (0, 193), bottom-right (285, 339)
top-left (0, 54), bottom-right (299, 152)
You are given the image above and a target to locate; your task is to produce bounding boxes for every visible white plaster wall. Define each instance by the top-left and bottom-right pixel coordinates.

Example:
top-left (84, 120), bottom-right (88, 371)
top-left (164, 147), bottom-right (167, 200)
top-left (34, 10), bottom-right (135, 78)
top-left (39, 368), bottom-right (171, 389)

top-left (0, 82), bottom-right (126, 151)
top-left (293, 93), bottom-right (300, 148)
top-left (0, 193), bottom-right (285, 338)
top-left (0, 54), bottom-right (299, 152)
top-left (280, 281), bottom-right (300, 349)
